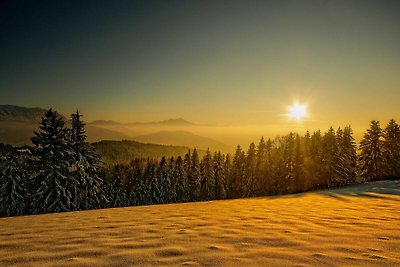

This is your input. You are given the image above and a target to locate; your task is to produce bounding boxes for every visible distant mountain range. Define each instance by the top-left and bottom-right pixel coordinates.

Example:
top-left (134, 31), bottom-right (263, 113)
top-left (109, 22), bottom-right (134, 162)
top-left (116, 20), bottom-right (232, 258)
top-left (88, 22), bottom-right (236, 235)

top-left (0, 105), bottom-right (131, 145)
top-left (90, 118), bottom-right (194, 126)
top-left (0, 105), bottom-right (232, 152)
top-left (0, 105), bottom-right (47, 122)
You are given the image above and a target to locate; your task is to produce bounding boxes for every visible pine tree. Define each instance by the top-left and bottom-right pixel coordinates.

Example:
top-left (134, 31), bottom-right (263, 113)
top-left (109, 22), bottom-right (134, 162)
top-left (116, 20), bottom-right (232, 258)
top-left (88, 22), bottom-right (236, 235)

top-left (230, 145), bottom-right (245, 198)
top-left (156, 157), bottom-right (170, 203)
top-left (309, 130), bottom-right (324, 189)
top-left (333, 126), bottom-right (357, 186)
top-left (282, 133), bottom-right (296, 193)
top-left (187, 149), bottom-right (201, 201)
top-left (144, 161), bottom-right (158, 204)
top-left (168, 157), bottom-right (178, 203)
top-left (30, 109), bottom-right (77, 214)
top-left (200, 149), bottom-right (215, 201)
top-left (255, 137), bottom-right (267, 195)
top-left (292, 134), bottom-right (304, 192)
top-left (244, 142), bottom-right (257, 197)
top-left (322, 127), bottom-right (338, 187)
top-left (213, 152), bottom-right (226, 199)
top-left (70, 110), bottom-right (106, 210)
top-left (359, 120), bottom-right (384, 181)
top-left (0, 152), bottom-right (27, 217)
top-left (130, 159), bottom-right (147, 205)
top-left (174, 156), bottom-right (187, 202)
top-left (109, 165), bottom-right (129, 207)
top-left (382, 119), bottom-right (400, 178)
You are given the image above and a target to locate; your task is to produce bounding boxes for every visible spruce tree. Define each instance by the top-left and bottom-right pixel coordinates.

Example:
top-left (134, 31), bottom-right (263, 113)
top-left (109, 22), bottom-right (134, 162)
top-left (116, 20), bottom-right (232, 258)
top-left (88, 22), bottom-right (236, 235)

top-left (333, 126), bottom-right (357, 186)
top-left (156, 157), bottom-right (168, 203)
top-left (230, 145), bottom-right (245, 198)
top-left (0, 152), bottom-right (27, 217)
top-left (382, 119), bottom-right (400, 178)
top-left (244, 142), bottom-right (257, 197)
top-left (200, 149), bottom-right (215, 201)
top-left (359, 120), bottom-right (384, 181)
top-left (31, 109), bottom-right (77, 214)
top-left (321, 127), bottom-right (338, 188)
top-left (174, 156), bottom-right (187, 202)
top-left (145, 161), bottom-right (159, 204)
top-left (109, 165), bottom-right (129, 207)
top-left (213, 152), bottom-right (226, 199)
top-left (70, 111), bottom-right (106, 210)
top-left (188, 149), bottom-right (201, 201)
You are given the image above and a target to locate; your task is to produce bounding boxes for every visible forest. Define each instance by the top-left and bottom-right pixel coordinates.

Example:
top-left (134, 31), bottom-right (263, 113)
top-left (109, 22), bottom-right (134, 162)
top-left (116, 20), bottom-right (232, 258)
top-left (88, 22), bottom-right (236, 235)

top-left (0, 109), bottom-right (399, 217)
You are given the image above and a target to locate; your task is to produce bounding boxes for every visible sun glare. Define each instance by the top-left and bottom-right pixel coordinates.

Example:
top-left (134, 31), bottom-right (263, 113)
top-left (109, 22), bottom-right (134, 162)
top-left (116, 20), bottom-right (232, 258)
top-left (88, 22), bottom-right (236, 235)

top-left (288, 102), bottom-right (307, 121)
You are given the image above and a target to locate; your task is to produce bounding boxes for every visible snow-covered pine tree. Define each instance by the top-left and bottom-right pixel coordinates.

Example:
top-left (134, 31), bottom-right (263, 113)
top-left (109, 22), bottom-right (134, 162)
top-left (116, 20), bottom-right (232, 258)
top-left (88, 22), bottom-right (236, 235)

top-left (359, 120), bottom-right (384, 182)
top-left (213, 152), bottom-right (226, 200)
top-left (255, 137), bottom-right (267, 194)
top-left (333, 126), bottom-right (357, 186)
top-left (70, 110), bottom-right (106, 210)
top-left (244, 142), bottom-right (257, 197)
top-left (109, 164), bottom-right (129, 207)
top-left (382, 119), bottom-right (400, 178)
top-left (145, 161), bottom-right (159, 204)
top-left (188, 149), bottom-right (201, 201)
top-left (292, 134), bottom-right (304, 192)
top-left (282, 133), bottom-right (296, 194)
top-left (230, 145), bottom-right (246, 198)
top-left (173, 156), bottom-right (186, 202)
top-left (168, 157), bottom-right (178, 203)
top-left (0, 152), bottom-right (27, 217)
top-left (156, 156), bottom-right (170, 203)
top-left (31, 109), bottom-right (77, 214)
top-left (321, 127), bottom-right (338, 188)
top-left (200, 149), bottom-right (215, 201)
top-left (309, 130), bottom-right (324, 189)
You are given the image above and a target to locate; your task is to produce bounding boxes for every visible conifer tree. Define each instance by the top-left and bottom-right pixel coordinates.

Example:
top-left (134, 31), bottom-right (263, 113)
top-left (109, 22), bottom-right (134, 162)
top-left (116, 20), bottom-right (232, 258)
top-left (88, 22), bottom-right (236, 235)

top-left (200, 149), bottom-right (214, 201)
top-left (255, 137), bottom-right (267, 194)
top-left (0, 152), bottom-right (27, 217)
top-left (70, 111), bottom-right (106, 210)
top-left (144, 161), bottom-right (158, 204)
top-left (168, 157), bottom-right (178, 203)
top-left (230, 145), bottom-right (245, 198)
top-left (359, 120), bottom-right (384, 181)
top-left (157, 156), bottom-right (171, 203)
top-left (213, 152), bottom-right (226, 199)
top-left (109, 165), bottom-right (128, 207)
top-left (188, 149), bottom-right (201, 201)
top-left (174, 156), bottom-right (187, 202)
top-left (321, 127), bottom-right (338, 187)
top-left (244, 142), bottom-right (257, 197)
top-left (133, 159), bottom-right (148, 205)
top-left (30, 109), bottom-right (77, 214)
top-left (333, 126), bottom-right (357, 186)
top-left (382, 119), bottom-right (400, 178)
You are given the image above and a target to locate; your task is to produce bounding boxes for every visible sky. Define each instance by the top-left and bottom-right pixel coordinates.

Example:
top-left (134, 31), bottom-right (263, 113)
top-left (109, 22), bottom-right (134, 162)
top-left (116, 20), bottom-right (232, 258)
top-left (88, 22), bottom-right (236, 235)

top-left (1, 0), bottom-right (399, 131)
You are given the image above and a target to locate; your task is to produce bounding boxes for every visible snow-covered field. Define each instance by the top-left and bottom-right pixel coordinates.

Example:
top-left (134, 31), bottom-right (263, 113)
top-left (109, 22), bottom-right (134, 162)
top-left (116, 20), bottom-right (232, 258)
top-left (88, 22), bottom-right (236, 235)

top-left (1, 180), bottom-right (399, 266)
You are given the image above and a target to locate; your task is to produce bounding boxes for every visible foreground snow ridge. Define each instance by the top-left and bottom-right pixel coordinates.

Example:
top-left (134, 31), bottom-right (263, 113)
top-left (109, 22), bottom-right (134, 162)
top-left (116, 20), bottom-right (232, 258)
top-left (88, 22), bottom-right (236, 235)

top-left (1, 180), bottom-right (399, 266)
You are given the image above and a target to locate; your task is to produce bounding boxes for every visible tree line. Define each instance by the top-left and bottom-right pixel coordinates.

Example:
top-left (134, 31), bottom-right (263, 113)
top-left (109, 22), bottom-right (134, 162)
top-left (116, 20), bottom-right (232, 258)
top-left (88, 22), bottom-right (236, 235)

top-left (1, 109), bottom-right (399, 217)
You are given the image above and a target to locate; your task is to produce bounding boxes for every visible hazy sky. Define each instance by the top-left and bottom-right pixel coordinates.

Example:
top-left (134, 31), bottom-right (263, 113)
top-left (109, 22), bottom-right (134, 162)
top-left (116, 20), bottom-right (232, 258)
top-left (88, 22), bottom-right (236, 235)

top-left (1, 0), bottom-right (399, 129)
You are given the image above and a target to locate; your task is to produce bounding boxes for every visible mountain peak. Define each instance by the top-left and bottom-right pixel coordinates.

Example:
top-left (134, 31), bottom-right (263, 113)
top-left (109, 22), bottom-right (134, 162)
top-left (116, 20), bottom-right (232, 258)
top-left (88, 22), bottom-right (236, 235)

top-left (155, 118), bottom-right (193, 125)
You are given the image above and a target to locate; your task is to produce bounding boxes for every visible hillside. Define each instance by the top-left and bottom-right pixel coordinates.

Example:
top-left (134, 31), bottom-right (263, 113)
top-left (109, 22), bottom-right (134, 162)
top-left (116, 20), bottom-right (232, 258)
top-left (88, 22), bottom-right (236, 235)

top-left (92, 140), bottom-right (204, 164)
top-left (0, 180), bottom-right (399, 266)
top-left (133, 130), bottom-right (231, 152)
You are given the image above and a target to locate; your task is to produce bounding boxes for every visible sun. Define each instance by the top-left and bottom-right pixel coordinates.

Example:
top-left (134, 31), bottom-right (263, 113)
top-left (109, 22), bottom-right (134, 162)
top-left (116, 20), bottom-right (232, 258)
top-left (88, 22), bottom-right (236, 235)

top-left (288, 102), bottom-right (307, 120)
